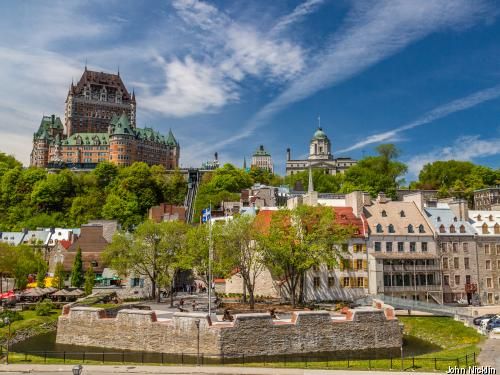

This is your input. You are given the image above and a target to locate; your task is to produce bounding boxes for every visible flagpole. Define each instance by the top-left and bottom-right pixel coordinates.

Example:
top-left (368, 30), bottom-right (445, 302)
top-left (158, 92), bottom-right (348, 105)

top-left (208, 201), bottom-right (213, 316)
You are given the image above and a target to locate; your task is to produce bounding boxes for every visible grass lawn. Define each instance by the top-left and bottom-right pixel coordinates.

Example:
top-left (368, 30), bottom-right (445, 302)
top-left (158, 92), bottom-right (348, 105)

top-left (0, 309), bottom-right (60, 341)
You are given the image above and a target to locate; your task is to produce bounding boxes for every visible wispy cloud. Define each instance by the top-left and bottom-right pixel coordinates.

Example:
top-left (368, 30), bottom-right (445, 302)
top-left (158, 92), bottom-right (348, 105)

top-left (271, 0), bottom-right (326, 35)
top-left (406, 135), bottom-right (500, 178)
top-left (216, 0), bottom-right (495, 151)
top-left (338, 84), bottom-right (500, 153)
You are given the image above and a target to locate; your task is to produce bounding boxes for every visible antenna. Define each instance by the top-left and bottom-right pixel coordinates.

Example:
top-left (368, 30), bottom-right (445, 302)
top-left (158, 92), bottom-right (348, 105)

top-left (318, 115), bottom-right (321, 129)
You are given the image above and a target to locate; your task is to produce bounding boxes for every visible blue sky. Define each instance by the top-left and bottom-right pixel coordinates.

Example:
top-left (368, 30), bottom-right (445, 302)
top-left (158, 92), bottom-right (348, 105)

top-left (0, 0), bottom-right (499, 180)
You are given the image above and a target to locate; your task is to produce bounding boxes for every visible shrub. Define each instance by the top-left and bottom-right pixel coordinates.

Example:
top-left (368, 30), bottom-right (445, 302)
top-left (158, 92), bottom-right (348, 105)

top-left (35, 299), bottom-right (55, 316)
top-left (0, 310), bottom-right (23, 327)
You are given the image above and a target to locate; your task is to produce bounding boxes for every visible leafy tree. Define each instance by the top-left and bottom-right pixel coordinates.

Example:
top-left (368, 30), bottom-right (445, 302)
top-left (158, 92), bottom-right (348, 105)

top-left (259, 206), bottom-right (353, 307)
top-left (12, 245), bottom-right (43, 289)
top-left (93, 162), bottom-right (118, 189)
top-left (35, 299), bottom-right (54, 316)
top-left (70, 247), bottom-right (84, 287)
top-left (0, 243), bottom-right (16, 293)
top-left (53, 262), bottom-right (65, 290)
top-left (104, 220), bottom-right (190, 302)
top-left (285, 168), bottom-right (344, 193)
top-left (84, 265), bottom-right (95, 295)
top-left (36, 261), bottom-right (48, 288)
top-left (0, 152), bottom-right (22, 176)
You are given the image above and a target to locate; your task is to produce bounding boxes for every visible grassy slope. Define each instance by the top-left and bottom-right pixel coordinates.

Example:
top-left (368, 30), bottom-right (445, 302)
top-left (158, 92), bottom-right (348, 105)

top-left (0, 310), bottom-right (60, 341)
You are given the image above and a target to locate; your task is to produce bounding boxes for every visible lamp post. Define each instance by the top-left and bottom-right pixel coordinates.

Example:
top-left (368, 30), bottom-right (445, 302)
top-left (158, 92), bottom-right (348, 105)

top-left (3, 317), bottom-right (10, 365)
top-left (72, 364), bottom-right (83, 375)
top-left (195, 320), bottom-right (201, 366)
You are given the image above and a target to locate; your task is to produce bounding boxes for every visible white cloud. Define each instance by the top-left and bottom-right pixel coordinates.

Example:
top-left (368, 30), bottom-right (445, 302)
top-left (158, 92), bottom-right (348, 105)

top-left (222, 0), bottom-right (495, 149)
top-left (338, 84), bottom-right (500, 153)
top-left (406, 135), bottom-right (500, 177)
top-left (271, 0), bottom-right (326, 35)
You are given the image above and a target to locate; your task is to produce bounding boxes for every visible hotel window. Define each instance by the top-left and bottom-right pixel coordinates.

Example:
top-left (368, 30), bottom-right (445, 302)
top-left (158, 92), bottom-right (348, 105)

top-left (486, 278), bottom-right (493, 288)
top-left (328, 277), bottom-right (335, 288)
top-left (386, 242), bottom-right (393, 252)
top-left (486, 260), bottom-right (491, 270)
top-left (398, 242), bottom-right (404, 252)
top-left (421, 242), bottom-right (428, 252)
top-left (463, 242), bottom-right (469, 252)
top-left (410, 242), bottom-right (416, 252)
top-left (455, 275), bottom-right (460, 285)
top-left (454, 257), bottom-right (459, 269)
top-left (374, 242), bottom-right (381, 252)
top-left (313, 277), bottom-right (320, 288)
top-left (464, 257), bottom-right (470, 270)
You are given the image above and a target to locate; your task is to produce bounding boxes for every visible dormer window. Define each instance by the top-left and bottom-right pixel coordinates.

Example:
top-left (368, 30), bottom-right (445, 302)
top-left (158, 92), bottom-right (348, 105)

top-left (453, 217), bottom-right (457, 222)
top-left (388, 224), bottom-right (395, 233)
top-left (482, 223), bottom-right (489, 234)
top-left (407, 224), bottom-right (414, 233)
top-left (381, 210), bottom-right (387, 217)
top-left (418, 224), bottom-right (425, 233)
top-left (489, 215), bottom-right (494, 222)
top-left (437, 216), bottom-right (441, 222)
top-left (376, 224), bottom-right (383, 233)
top-left (494, 223), bottom-right (500, 234)
top-left (459, 225), bottom-right (466, 233)
top-left (400, 210), bottom-right (405, 217)
top-left (449, 225), bottom-right (456, 234)
top-left (477, 215), bottom-right (482, 221)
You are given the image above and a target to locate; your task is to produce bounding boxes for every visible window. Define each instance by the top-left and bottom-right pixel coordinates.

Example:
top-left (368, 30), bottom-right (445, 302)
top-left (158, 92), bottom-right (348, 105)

top-left (463, 242), bottom-right (469, 252)
top-left (354, 244), bottom-right (363, 253)
top-left (477, 214), bottom-right (482, 221)
top-left (486, 278), bottom-right (493, 288)
top-left (418, 224), bottom-right (425, 233)
top-left (489, 215), bottom-right (494, 221)
top-left (452, 243), bottom-right (458, 253)
top-left (486, 260), bottom-right (491, 270)
top-left (355, 259), bottom-right (363, 270)
top-left (443, 257), bottom-right (448, 269)
top-left (453, 216), bottom-right (458, 222)
top-left (482, 223), bottom-right (489, 234)
top-left (91, 260), bottom-right (98, 267)
top-left (410, 242), bottom-right (416, 252)
top-left (494, 223), bottom-right (500, 234)
top-left (454, 257), bottom-right (459, 269)
top-left (439, 224), bottom-right (446, 233)
top-left (328, 277), bottom-right (335, 288)
top-left (408, 224), bottom-right (414, 233)
top-left (398, 242), bottom-right (404, 252)
top-left (374, 242), bottom-right (381, 252)
top-left (466, 275), bottom-right (471, 284)
top-left (400, 210), bottom-right (405, 217)
top-left (455, 275), bottom-right (460, 285)
top-left (386, 242), bottom-right (393, 252)
top-left (343, 277), bottom-right (350, 287)
top-left (441, 242), bottom-right (448, 252)
top-left (437, 216), bottom-right (441, 222)
top-left (463, 257), bottom-right (470, 270)
top-left (459, 225), bottom-right (466, 233)
top-left (449, 225), bottom-right (456, 233)
top-left (381, 210), bottom-right (387, 217)
top-left (421, 242), bottom-right (428, 252)
top-left (376, 224), bottom-right (383, 233)
top-left (485, 244), bottom-right (491, 255)
top-left (313, 277), bottom-right (320, 288)
top-left (444, 275), bottom-right (450, 286)
top-left (357, 277), bottom-right (364, 287)
top-left (388, 224), bottom-right (395, 233)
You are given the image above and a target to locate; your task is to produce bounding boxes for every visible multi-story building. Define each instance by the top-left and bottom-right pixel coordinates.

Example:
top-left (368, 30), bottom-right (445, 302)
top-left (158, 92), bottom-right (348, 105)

top-left (424, 200), bottom-right (479, 304)
top-left (474, 187), bottom-right (500, 211)
top-left (468, 210), bottom-right (500, 305)
top-left (30, 68), bottom-right (179, 170)
top-left (364, 193), bottom-right (441, 303)
top-left (251, 145), bottom-right (273, 173)
top-left (285, 126), bottom-right (356, 176)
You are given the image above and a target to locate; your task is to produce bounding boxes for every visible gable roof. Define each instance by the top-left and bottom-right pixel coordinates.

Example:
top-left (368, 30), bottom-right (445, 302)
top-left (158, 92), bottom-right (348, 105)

top-left (468, 210), bottom-right (500, 236)
top-left (425, 207), bottom-right (475, 235)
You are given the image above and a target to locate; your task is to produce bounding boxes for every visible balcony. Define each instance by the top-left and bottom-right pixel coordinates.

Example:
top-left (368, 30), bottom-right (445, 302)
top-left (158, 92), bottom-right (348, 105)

top-left (465, 283), bottom-right (477, 293)
top-left (383, 264), bottom-right (441, 272)
top-left (384, 284), bottom-right (442, 292)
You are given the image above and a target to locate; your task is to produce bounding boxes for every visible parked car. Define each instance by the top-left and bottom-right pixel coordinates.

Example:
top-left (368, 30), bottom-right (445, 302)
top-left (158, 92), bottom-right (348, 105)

top-left (486, 317), bottom-right (500, 332)
top-left (473, 314), bottom-right (496, 326)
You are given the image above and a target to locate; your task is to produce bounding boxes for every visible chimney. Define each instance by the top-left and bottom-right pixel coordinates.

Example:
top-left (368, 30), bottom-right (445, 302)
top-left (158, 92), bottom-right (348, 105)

top-left (449, 199), bottom-right (469, 221)
top-left (286, 148), bottom-right (291, 161)
top-left (346, 191), bottom-right (364, 217)
top-left (403, 192), bottom-right (424, 211)
top-left (376, 192), bottom-right (388, 203)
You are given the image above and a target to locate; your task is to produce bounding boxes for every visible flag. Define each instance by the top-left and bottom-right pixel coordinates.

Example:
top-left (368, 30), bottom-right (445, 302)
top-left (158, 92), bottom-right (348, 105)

top-left (202, 208), bottom-right (211, 223)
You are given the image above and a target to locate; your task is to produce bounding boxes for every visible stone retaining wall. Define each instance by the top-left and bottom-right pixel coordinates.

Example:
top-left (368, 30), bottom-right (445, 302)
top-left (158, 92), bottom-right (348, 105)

top-left (56, 305), bottom-right (402, 356)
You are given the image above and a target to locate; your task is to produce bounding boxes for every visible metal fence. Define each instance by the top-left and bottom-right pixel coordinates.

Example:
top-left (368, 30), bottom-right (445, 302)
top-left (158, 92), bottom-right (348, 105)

top-left (2, 349), bottom-right (477, 371)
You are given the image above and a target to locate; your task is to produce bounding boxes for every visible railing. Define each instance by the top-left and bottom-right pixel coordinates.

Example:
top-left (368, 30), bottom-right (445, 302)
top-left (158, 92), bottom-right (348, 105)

top-left (384, 285), bottom-right (442, 292)
top-left (375, 295), bottom-right (462, 316)
top-left (383, 265), bottom-right (440, 272)
top-left (4, 349), bottom-right (477, 372)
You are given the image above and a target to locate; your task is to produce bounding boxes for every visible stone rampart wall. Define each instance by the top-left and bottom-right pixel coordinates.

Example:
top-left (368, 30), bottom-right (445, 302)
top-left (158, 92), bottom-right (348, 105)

top-left (56, 306), bottom-right (402, 356)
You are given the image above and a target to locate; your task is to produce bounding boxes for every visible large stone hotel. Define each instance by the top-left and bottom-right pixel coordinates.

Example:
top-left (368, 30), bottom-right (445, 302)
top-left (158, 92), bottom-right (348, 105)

top-left (30, 68), bottom-right (179, 169)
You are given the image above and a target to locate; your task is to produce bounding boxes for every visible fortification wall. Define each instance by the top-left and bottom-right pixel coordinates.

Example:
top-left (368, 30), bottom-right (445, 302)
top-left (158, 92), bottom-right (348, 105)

top-left (56, 305), bottom-right (402, 356)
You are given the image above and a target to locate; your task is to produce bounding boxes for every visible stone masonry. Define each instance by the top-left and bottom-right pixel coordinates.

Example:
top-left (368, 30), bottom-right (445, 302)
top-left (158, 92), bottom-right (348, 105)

top-left (56, 304), bottom-right (402, 356)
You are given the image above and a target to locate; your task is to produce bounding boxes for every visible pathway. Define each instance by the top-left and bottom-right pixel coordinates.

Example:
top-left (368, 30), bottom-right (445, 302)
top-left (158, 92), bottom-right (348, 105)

top-left (477, 337), bottom-right (500, 368)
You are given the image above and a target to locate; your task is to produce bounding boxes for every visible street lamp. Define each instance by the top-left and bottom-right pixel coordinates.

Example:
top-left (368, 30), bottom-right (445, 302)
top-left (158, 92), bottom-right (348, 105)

top-left (3, 317), bottom-right (10, 365)
top-left (195, 320), bottom-right (200, 366)
top-left (72, 364), bottom-right (83, 375)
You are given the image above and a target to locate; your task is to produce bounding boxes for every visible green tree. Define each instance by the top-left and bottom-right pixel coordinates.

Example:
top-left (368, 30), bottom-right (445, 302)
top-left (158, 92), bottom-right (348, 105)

top-left (53, 262), bottom-right (65, 290)
top-left (12, 245), bottom-right (43, 289)
top-left (70, 247), bottom-right (84, 287)
top-left (36, 261), bottom-right (48, 288)
top-left (260, 206), bottom-right (354, 307)
top-left (84, 265), bottom-right (95, 295)
top-left (104, 220), bottom-right (189, 302)
top-left (0, 243), bottom-right (16, 293)
top-left (93, 161), bottom-right (119, 189)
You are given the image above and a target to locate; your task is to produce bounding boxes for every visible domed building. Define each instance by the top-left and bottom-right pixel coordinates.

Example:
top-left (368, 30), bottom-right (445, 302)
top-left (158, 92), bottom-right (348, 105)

top-left (285, 126), bottom-right (356, 176)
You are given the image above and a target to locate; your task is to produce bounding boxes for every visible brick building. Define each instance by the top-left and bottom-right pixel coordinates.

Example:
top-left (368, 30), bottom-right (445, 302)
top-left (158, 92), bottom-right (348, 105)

top-left (30, 68), bottom-right (179, 169)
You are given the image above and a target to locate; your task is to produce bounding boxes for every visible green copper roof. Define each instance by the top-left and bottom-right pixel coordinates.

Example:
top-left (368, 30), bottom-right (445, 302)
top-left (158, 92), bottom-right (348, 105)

top-left (109, 112), bottom-right (134, 136)
top-left (34, 115), bottom-right (63, 140)
top-left (166, 129), bottom-right (178, 146)
top-left (253, 145), bottom-right (270, 157)
top-left (312, 127), bottom-right (328, 140)
top-left (62, 133), bottom-right (109, 146)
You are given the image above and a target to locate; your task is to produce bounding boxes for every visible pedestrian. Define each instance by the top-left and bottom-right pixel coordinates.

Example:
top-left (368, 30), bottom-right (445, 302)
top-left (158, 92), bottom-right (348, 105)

top-left (192, 300), bottom-right (196, 311)
top-left (180, 298), bottom-right (184, 308)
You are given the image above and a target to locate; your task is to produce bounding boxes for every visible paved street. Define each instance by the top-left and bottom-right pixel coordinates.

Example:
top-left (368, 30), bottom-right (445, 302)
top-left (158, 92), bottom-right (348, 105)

top-left (477, 337), bottom-right (500, 369)
top-left (0, 365), bottom-right (441, 374)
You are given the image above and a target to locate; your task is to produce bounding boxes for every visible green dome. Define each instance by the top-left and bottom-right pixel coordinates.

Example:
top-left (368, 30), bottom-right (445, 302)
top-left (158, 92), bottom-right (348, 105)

top-left (312, 127), bottom-right (327, 140)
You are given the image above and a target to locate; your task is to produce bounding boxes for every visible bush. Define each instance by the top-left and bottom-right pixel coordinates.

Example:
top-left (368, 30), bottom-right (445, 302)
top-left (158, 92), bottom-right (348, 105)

top-left (35, 299), bottom-right (55, 316)
top-left (0, 310), bottom-right (23, 327)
